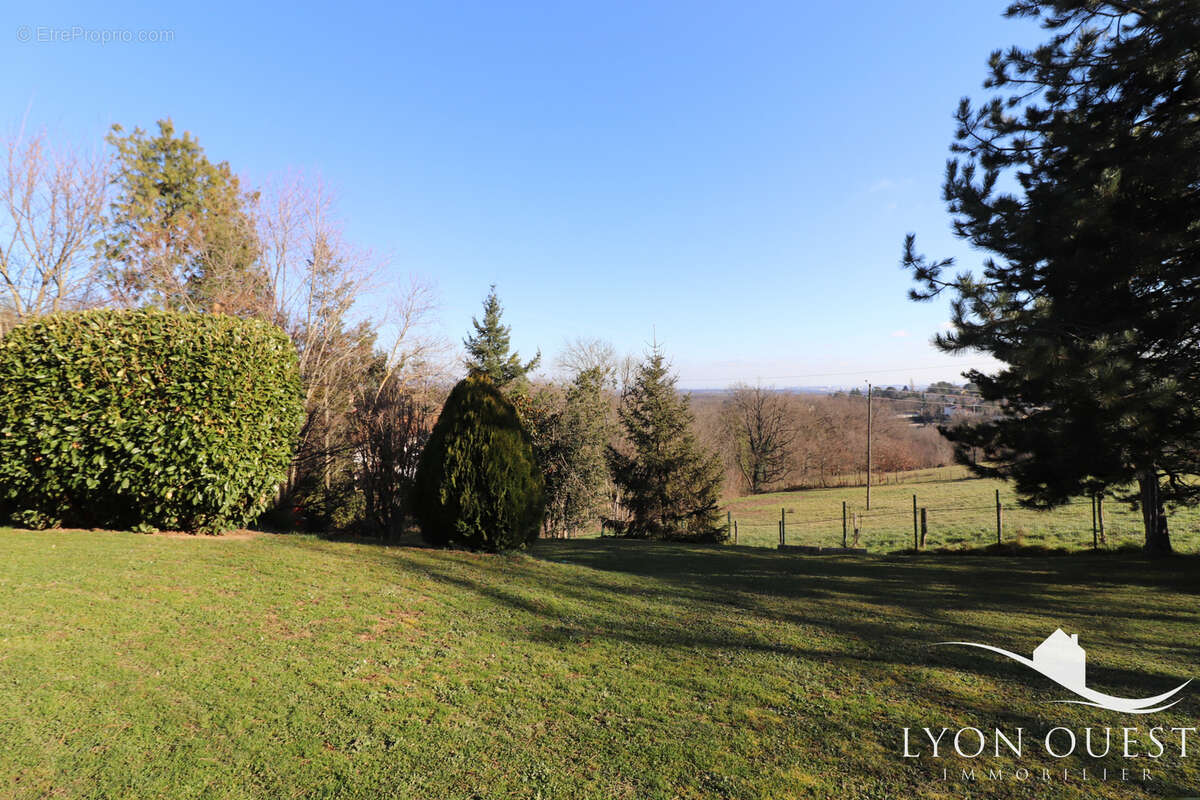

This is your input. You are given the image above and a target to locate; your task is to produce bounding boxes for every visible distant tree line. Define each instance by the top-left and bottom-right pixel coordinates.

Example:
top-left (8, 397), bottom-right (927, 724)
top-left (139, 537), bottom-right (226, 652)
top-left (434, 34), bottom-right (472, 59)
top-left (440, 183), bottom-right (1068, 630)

top-left (692, 389), bottom-right (957, 495)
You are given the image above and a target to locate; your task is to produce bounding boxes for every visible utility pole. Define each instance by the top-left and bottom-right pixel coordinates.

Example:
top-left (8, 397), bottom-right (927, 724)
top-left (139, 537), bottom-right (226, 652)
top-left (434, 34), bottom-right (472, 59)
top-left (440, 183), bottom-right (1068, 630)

top-left (866, 381), bottom-right (873, 510)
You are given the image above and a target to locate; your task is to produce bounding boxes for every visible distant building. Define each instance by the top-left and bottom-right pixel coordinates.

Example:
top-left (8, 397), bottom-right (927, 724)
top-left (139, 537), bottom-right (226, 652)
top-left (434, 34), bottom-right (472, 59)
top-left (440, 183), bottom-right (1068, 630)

top-left (1032, 629), bottom-right (1086, 689)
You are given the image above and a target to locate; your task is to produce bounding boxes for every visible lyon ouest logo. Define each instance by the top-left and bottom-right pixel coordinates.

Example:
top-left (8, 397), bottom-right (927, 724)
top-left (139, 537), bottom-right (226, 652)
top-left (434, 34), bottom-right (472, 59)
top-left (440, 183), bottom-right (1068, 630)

top-left (938, 628), bottom-right (1191, 714)
top-left (902, 628), bottom-right (1197, 787)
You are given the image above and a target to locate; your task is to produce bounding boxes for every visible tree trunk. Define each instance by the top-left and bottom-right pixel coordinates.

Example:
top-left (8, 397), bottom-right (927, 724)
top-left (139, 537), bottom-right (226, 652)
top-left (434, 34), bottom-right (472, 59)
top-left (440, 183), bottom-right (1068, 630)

top-left (1138, 470), bottom-right (1172, 555)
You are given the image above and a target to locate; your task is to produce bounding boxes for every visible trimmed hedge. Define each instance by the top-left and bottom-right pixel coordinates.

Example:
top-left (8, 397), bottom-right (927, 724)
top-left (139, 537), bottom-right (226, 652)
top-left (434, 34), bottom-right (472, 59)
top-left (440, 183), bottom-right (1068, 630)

top-left (0, 309), bottom-right (304, 533)
top-left (413, 376), bottom-right (545, 551)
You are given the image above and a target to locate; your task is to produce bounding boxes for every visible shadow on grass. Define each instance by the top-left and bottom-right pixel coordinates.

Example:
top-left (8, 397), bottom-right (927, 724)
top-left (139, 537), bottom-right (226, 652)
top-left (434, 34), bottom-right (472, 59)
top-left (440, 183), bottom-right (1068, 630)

top-left (285, 532), bottom-right (1200, 796)
top-left (397, 537), bottom-right (1200, 702)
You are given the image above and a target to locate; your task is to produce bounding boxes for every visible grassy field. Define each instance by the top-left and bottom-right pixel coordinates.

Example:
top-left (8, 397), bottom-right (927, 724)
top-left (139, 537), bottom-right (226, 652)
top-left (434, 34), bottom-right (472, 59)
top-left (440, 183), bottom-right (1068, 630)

top-left (722, 466), bottom-right (1200, 553)
top-left (2, 528), bottom-right (1199, 798)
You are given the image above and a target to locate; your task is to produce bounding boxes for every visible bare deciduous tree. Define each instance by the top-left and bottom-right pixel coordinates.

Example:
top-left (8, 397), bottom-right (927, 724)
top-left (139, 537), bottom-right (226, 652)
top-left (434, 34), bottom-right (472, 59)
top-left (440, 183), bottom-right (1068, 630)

top-left (0, 130), bottom-right (108, 335)
top-left (725, 384), bottom-right (797, 493)
top-left (376, 275), bottom-right (447, 398)
top-left (255, 174), bottom-right (448, 517)
top-left (351, 375), bottom-right (440, 540)
top-left (255, 177), bottom-right (378, 491)
top-left (556, 336), bottom-right (616, 382)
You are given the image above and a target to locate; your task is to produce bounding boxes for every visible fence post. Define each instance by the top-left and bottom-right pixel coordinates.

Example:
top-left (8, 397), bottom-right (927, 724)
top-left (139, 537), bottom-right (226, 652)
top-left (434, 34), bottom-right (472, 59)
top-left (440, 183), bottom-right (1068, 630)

top-left (727, 510), bottom-right (732, 543)
top-left (780, 507), bottom-right (785, 547)
top-left (912, 494), bottom-right (918, 551)
top-left (1098, 495), bottom-right (1105, 545)
top-left (1091, 495), bottom-right (1098, 550)
top-left (919, 507), bottom-right (927, 550)
top-left (733, 520), bottom-right (738, 545)
top-left (842, 501), bottom-right (848, 548)
top-left (995, 488), bottom-right (1002, 545)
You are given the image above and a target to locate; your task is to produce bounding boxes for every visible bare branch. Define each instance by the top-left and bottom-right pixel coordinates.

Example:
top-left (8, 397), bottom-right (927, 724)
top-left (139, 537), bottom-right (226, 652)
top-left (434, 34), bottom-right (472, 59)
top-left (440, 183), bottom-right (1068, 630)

top-left (0, 130), bottom-right (108, 334)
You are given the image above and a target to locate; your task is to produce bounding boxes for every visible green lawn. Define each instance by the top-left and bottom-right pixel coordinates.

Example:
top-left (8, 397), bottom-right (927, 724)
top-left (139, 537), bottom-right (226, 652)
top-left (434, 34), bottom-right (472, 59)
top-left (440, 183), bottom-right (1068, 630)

top-left (1, 528), bottom-right (1198, 798)
top-left (723, 467), bottom-right (1200, 553)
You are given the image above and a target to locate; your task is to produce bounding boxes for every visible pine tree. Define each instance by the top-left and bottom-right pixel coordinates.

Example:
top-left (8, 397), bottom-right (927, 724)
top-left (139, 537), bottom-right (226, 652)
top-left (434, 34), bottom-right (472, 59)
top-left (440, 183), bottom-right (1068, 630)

top-left (607, 347), bottom-right (725, 541)
top-left (463, 285), bottom-right (540, 389)
top-left (103, 119), bottom-right (265, 314)
top-left (903, 1), bottom-right (1200, 553)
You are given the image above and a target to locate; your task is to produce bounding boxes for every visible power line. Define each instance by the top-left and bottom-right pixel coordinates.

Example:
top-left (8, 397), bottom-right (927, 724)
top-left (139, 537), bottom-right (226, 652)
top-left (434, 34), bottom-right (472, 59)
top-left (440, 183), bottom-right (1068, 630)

top-left (676, 362), bottom-right (996, 384)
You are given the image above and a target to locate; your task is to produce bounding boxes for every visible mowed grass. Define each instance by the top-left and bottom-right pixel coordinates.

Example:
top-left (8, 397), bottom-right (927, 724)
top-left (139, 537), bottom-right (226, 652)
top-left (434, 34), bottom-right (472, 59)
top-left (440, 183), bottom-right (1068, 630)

top-left (2, 529), bottom-right (1200, 798)
top-left (723, 466), bottom-right (1200, 553)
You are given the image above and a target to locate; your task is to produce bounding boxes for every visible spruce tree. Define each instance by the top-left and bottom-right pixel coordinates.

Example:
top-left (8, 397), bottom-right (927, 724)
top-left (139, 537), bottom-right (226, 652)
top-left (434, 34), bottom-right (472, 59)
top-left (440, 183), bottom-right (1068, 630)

top-left (903, 1), bottom-right (1200, 553)
top-left (463, 285), bottom-right (540, 389)
top-left (607, 347), bottom-right (724, 541)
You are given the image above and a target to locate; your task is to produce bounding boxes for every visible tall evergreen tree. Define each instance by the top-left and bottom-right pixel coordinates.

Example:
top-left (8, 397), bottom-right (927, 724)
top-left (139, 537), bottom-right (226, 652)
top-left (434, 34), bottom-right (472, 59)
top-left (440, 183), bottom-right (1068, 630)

top-left (607, 347), bottom-right (725, 541)
top-left (540, 365), bottom-right (614, 537)
top-left (463, 285), bottom-right (540, 388)
top-left (103, 119), bottom-right (265, 314)
top-left (903, 1), bottom-right (1200, 553)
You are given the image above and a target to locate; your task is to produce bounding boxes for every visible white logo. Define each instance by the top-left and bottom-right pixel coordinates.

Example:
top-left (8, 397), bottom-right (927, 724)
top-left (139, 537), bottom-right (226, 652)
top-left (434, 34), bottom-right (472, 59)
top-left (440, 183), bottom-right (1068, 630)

top-left (937, 629), bottom-right (1190, 714)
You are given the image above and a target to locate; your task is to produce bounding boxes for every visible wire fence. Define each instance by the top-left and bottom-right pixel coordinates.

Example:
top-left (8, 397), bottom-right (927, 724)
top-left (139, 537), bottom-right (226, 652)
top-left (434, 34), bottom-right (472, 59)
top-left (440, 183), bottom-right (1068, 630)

top-left (722, 491), bottom-right (1200, 553)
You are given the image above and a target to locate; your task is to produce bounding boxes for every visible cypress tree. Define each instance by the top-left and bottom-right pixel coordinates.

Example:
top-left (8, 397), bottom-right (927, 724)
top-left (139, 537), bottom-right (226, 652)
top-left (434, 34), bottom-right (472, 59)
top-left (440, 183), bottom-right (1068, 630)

top-left (607, 347), bottom-right (725, 542)
top-left (903, 1), bottom-right (1200, 554)
top-left (412, 376), bottom-right (545, 552)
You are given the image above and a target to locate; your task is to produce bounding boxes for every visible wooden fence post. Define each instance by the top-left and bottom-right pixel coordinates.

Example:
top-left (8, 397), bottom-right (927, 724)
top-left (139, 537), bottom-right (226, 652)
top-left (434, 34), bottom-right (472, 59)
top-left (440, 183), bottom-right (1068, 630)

top-left (1098, 495), bottom-right (1105, 545)
top-left (733, 520), bottom-right (738, 545)
top-left (842, 501), bottom-right (848, 548)
top-left (995, 489), bottom-right (1002, 545)
top-left (727, 511), bottom-right (732, 543)
top-left (919, 507), bottom-right (927, 550)
top-left (779, 507), bottom-right (785, 547)
top-left (1092, 495), bottom-right (1098, 550)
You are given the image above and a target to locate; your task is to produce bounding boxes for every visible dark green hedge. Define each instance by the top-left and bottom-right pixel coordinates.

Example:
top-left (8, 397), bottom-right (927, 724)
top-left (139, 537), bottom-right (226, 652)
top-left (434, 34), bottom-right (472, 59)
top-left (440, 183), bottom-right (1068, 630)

top-left (0, 309), bottom-right (304, 533)
top-left (413, 376), bottom-right (545, 551)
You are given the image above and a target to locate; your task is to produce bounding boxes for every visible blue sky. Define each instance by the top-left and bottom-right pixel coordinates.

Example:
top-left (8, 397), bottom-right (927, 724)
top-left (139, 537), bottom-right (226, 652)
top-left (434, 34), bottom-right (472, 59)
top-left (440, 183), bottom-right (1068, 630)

top-left (4, 1), bottom-right (1045, 388)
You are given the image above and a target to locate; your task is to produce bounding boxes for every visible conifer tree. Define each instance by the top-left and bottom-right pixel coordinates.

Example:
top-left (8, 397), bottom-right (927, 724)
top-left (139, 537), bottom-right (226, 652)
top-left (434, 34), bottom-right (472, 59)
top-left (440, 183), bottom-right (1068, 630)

top-left (903, 1), bottom-right (1200, 553)
top-left (103, 119), bottom-right (265, 314)
top-left (541, 365), bottom-right (614, 537)
top-left (463, 285), bottom-right (540, 389)
top-left (607, 346), bottom-right (725, 541)
top-left (412, 376), bottom-right (545, 552)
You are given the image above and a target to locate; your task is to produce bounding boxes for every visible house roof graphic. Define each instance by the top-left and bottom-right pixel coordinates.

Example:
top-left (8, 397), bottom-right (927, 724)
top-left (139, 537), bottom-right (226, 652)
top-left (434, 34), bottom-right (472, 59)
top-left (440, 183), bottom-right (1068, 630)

top-left (1031, 628), bottom-right (1086, 689)
top-left (937, 628), bottom-right (1189, 713)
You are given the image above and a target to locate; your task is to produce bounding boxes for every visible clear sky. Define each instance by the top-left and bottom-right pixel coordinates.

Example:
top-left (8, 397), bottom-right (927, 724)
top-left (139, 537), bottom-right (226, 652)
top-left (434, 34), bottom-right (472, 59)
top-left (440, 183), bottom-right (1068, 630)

top-left (4, 1), bottom-right (1046, 388)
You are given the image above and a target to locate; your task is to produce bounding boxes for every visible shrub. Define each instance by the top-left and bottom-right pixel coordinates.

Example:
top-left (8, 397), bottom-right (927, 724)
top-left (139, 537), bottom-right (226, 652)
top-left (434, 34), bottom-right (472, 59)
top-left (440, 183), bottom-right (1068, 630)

top-left (0, 309), bottom-right (304, 533)
top-left (412, 376), bottom-right (545, 551)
